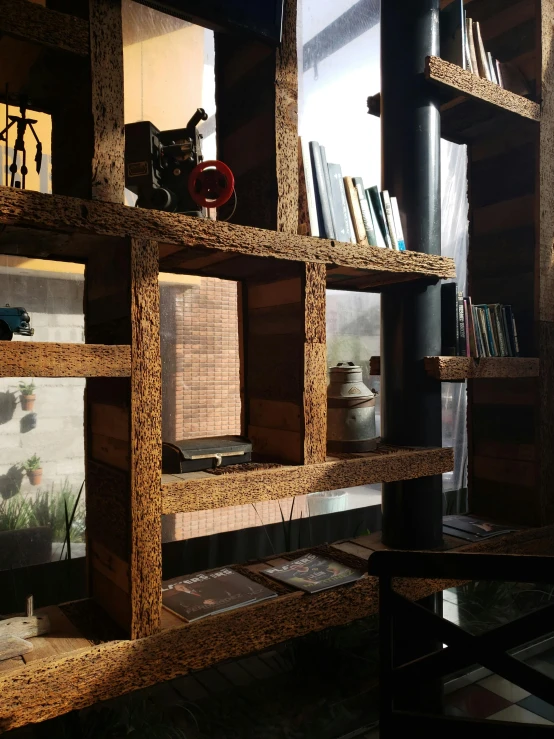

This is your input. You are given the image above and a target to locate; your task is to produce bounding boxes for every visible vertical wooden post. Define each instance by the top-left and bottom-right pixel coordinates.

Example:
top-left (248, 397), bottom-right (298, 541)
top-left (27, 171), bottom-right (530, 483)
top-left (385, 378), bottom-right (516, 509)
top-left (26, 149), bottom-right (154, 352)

top-left (538, 0), bottom-right (554, 523)
top-left (216, 0), bottom-right (327, 465)
top-left (84, 0), bottom-right (162, 637)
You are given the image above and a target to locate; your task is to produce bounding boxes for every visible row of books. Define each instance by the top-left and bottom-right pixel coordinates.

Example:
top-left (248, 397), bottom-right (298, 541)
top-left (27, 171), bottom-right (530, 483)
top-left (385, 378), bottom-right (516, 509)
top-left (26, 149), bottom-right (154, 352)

top-left (441, 1), bottom-right (530, 96)
top-left (301, 138), bottom-right (406, 250)
top-left (441, 283), bottom-right (520, 358)
top-left (162, 553), bottom-right (363, 623)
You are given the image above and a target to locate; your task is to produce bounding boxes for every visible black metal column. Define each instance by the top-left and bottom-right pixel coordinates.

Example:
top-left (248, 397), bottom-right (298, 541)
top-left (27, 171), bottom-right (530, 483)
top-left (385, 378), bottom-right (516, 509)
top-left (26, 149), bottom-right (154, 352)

top-left (380, 0), bottom-right (443, 549)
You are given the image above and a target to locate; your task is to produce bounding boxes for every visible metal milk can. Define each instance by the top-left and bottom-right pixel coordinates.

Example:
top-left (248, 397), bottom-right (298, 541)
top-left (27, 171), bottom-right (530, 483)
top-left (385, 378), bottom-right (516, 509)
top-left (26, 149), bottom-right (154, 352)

top-left (327, 362), bottom-right (377, 453)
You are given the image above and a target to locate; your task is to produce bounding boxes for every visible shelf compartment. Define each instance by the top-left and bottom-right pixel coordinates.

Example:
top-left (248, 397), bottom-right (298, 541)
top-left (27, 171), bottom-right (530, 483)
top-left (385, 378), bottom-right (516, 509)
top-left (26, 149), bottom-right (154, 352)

top-left (0, 343), bottom-right (131, 377)
top-left (0, 0), bottom-right (89, 56)
top-left (161, 445), bottom-right (454, 514)
top-left (1, 523), bottom-right (552, 732)
top-left (369, 356), bottom-right (539, 381)
top-left (0, 187), bottom-right (456, 288)
top-left (368, 56), bottom-right (540, 145)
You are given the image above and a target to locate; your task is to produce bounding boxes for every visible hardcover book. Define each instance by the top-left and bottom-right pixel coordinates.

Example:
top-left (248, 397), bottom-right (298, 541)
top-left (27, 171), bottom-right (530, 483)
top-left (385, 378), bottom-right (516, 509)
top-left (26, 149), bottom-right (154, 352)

top-left (443, 515), bottom-right (516, 542)
top-left (381, 190), bottom-right (400, 251)
top-left (366, 189), bottom-right (387, 248)
top-left (391, 197), bottom-right (406, 251)
top-left (328, 163), bottom-right (353, 243)
top-left (368, 186), bottom-right (392, 248)
top-left (262, 553), bottom-right (364, 594)
top-left (300, 137), bottom-right (319, 237)
top-left (474, 20), bottom-right (492, 80)
top-left (344, 176), bottom-right (368, 244)
top-left (320, 146), bottom-right (337, 237)
top-left (162, 568), bottom-right (276, 622)
top-left (309, 141), bottom-right (335, 239)
top-left (466, 17), bottom-right (479, 77)
top-left (353, 176), bottom-right (377, 245)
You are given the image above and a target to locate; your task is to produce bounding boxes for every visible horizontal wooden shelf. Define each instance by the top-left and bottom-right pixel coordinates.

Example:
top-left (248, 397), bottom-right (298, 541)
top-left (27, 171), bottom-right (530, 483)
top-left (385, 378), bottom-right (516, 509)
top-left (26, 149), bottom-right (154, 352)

top-left (161, 445), bottom-right (454, 514)
top-left (0, 343), bottom-right (131, 377)
top-left (0, 0), bottom-right (89, 56)
top-left (0, 188), bottom-right (455, 289)
top-left (369, 356), bottom-right (539, 381)
top-left (1, 524), bottom-right (552, 732)
top-left (368, 56), bottom-right (540, 145)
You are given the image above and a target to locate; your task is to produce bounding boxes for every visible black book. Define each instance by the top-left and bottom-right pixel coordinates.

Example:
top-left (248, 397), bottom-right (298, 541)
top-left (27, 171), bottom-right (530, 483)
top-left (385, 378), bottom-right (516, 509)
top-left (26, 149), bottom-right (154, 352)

top-left (504, 305), bottom-right (519, 356)
top-left (440, 0), bottom-right (466, 69)
top-left (327, 163), bottom-right (352, 243)
top-left (263, 553), bottom-right (363, 594)
top-left (441, 283), bottom-right (458, 356)
top-left (367, 186), bottom-right (392, 248)
top-left (457, 290), bottom-right (466, 356)
top-left (162, 568), bottom-right (276, 623)
top-left (309, 142), bottom-right (335, 239)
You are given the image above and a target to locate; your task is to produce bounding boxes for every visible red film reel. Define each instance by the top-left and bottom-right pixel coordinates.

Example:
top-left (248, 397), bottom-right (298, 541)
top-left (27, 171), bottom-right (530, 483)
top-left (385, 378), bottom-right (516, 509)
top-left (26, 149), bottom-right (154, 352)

top-left (188, 160), bottom-right (235, 209)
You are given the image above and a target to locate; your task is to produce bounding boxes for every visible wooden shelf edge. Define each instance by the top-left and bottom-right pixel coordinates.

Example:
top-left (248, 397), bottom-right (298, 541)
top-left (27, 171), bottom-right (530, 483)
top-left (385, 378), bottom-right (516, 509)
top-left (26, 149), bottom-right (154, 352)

top-left (424, 356), bottom-right (540, 380)
top-left (0, 343), bottom-right (131, 377)
top-left (0, 0), bottom-right (90, 56)
top-left (425, 56), bottom-right (541, 123)
top-left (161, 445), bottom-right (454, 514)
top-left (2, 523), bottom-right (553, 732)
top-left (0, 187), bottom-right (456, 284)
top-left (370, 356), bottom-right (540, 380)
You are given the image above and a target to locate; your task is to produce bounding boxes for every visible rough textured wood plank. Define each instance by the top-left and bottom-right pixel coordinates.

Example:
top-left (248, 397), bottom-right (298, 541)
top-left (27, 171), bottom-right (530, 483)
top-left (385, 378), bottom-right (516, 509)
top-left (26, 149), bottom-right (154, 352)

top-left (0, 188), bottom-right (456, 284)
top-left (22, 607), bottom-right (90, 664)
top-left (425, 55), bottom-right (541, 121)
top-left (0, 615), bottom-right (50, 640)
top-left (0, 0), bottom-right (89, 54)
top-left (90, 0), bottom-right (124, 203)
top-left (303, 262), bottom-right (327, 464)
top-left (129, 238), bottom-right (162, 638)
top-left (276, 0), bottom-right (298, 235)
top-left (0, 637), bottom-right (32, 662)
top-left (0, 343), bottom-right (131, 377)
top-left (424, 356), bottom-right (540, 379)
top-left (161, 446), bottom-right (454, 514)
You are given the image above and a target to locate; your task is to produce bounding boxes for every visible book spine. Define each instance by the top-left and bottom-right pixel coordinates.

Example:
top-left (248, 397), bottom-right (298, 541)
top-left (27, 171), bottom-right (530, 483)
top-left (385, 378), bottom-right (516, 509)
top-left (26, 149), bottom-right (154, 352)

top-left (457, 291), bottom-right (466, 356)
top-left (466, 297), bottom-right (477, 357)
top-left (353, 177), bottom-right (377, 245)
top-left (474, 21), bottom-right (492, 80)
top-left (482, 306), bottom-right (497, 356)
top-left (391, 197), bottom-right (406, 251)
top-left (477, 307), bottom-right (490, 356)
top-left (511, 310), bottom-right (520, 357)
top-left (381, 190), bottom-right (400, 250)
top-left (300, 138), bottom-right (319, 237)
top-left (466, 17), bottom-right (479, 76)
top-left (488, 304), bottom-right (501, 356)
top-left (496, 59), bottom-right (505, 88)
top-left (309, 142), bottom-right (335, 239)
top-left (472, 304), bottom-right (483, 357)
top-left (504, 305), bottom-right (517, 356)
top-left (463, 298), bottom-right (470, 357)
top-left (500, 306), bottom-right (513, 357)
top-left (366, 189), bottom-right (387, 248)
top-left (494, 305), bottom-right (508, 356)
top-left (344, 176), bottom-right (367, 244)
top-left (327, 163), bottom-right (352, 243)
top-left (441, 283), bottom-right (458, 356)
top-left (319, 146), bottom-right (337, 239)
top-left (368, 186), bottom-right (392, 248)
top-left (487, 51), bottom-right (499, 85)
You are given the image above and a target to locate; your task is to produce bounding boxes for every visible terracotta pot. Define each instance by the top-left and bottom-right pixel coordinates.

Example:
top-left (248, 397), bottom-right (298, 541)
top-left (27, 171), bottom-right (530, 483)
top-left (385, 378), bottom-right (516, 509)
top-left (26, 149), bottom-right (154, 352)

top-left (21, 394), bottom-right (35, 411)
top-left (28, 468), bottom-right (43, 486)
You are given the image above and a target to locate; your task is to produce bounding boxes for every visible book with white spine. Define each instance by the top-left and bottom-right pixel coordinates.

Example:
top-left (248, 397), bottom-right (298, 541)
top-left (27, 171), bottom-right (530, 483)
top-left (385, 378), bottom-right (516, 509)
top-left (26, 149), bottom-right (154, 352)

top-left (381, 190), bottom-right (400, 251)
top-left (391, 197), bottom-right (406, 251)
top-left (300, 137), bottom-right (319, 237)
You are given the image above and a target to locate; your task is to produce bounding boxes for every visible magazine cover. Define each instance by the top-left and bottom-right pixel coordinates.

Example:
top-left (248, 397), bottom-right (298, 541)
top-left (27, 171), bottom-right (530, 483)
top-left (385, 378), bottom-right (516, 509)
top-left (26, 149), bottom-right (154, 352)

top-left (162, 568), bottom-right (276, 623)
top-left (262, 553), bottom-right (364, 594)
top-left (443, 515), bottom-right (516, 540)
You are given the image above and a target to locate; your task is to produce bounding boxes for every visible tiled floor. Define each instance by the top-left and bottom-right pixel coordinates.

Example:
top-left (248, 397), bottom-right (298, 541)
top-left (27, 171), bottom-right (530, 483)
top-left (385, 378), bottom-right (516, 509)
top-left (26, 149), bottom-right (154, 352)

top-left (442, 648), bottom-right (554, 725)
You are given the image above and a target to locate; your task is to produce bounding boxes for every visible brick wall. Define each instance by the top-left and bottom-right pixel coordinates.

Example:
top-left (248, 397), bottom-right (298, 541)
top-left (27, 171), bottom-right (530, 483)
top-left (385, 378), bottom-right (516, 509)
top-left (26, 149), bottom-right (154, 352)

top-left (161, 277), bottom-right (242, 442)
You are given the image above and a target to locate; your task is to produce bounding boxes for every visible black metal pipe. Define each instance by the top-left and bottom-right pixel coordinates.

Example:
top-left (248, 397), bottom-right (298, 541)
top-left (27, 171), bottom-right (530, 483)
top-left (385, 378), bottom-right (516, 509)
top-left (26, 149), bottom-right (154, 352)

top-left (380, 0), bottom-right (443, 549)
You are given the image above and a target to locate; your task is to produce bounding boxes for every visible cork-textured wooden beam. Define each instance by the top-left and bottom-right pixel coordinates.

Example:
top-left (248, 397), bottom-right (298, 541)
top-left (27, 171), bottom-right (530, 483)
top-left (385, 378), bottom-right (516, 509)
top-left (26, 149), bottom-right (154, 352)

top-left (0, 0), bottom-right (89, 55)
top-left (369, 356), bottom-right (540, 380)
top-left (1, 523), bottom-right (553, 732)
top-left (425, 56), bottom-right (541, 122)
top-left (0, 343), bottom-right (131, 377)
top-left (0, 188), bottom-right (456, 285)
top-left (161, 446), bottom-right (454, 514)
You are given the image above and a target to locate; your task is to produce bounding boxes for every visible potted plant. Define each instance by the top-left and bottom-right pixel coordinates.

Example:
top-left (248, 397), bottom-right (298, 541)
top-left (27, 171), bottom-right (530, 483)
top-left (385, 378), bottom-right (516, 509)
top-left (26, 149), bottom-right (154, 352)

top-left (19, 380), bottom-right (36, 411)
top-left (23, 454), bottom-right (43, 486)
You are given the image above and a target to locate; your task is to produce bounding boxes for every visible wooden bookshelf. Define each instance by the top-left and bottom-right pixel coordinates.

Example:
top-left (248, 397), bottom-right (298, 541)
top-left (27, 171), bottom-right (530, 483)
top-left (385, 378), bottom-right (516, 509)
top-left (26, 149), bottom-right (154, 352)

top-left (369, 356), bottom-right (540, 381)
top-left (161, 445), bottom-right (454, 514)
top-left (1, 524), bottom-right (552, 733)
top-left (0, 343), bottom-right (131, 377)
top-left (368, 57), bottom-right (540, 146)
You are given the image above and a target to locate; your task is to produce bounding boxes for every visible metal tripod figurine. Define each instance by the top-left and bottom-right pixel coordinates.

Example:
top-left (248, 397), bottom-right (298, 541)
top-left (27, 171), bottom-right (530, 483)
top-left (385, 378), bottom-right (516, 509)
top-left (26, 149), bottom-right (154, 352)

top-left (0, 94), bottom-right (42, 189)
